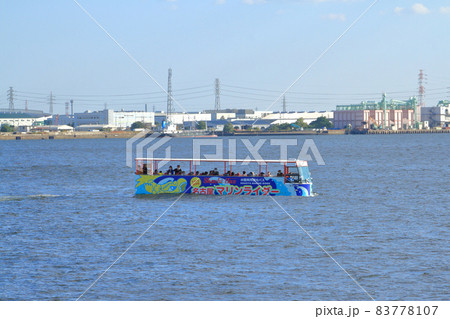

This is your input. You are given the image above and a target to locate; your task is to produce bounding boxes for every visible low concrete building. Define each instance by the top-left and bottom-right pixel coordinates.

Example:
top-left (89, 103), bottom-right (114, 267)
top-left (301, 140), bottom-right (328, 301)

top-left (333, 109), bottom-right (414, 130)
top-left (31, 125), bottom-right (74, 132)
top-left (0, 109), bottom-right (50, 128)
top-left (155, 112), bottom-right (211, 125)
top-left (262, 111), bottom-right (333, 124)
top-left (421, 101), bottom-right (450, 128)
top-left (76, 124), bottom-right (116, 131)
top-left (74, 109), bottom-right (155, 128)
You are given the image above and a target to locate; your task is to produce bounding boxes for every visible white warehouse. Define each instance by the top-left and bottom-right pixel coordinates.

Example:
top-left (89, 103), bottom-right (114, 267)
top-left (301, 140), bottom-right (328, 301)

top-left (74, 109), bottom-right (155, 129)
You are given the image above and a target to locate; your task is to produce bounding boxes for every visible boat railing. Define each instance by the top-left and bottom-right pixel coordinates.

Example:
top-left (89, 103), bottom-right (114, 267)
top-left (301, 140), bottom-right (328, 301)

top-left (135, 157), bottom-right (310, 183)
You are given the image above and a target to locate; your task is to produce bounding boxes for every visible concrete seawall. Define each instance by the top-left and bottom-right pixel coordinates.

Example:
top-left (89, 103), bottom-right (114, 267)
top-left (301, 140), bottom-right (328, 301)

top-left (0, 131), bottom-right (138, 141)
top-left (351, 129), bottom-right (450, 135)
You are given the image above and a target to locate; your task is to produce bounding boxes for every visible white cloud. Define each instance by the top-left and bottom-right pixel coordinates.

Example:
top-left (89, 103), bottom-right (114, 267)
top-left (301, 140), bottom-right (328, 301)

top-left (411, 3), bottom-right (430, 15)
top-left (242, 0), bottom-right (266, 4)
top-left (440, 7), bottom-right (450, 14)
top-left (322, 13), bottom-right (346, 21)
top-left (313, 0), bottom-right (357, 2)
top-left (215, 0), bottom-right (226, 5)
top-left (393, 7), bottom-right (404, 15)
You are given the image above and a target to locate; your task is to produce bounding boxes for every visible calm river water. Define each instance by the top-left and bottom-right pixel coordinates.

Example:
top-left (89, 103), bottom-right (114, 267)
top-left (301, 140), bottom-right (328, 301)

top-left (0, 134), bottom-right (448, 300)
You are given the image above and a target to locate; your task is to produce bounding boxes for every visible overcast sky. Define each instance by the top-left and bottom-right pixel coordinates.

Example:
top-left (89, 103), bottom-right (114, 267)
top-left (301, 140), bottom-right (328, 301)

top-left (1, 0), bottom-right (450, 114)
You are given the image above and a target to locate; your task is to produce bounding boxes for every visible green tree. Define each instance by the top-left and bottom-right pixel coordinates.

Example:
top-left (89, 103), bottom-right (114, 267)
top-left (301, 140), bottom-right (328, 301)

top-left (223, 122), bottom-right (234, 134)
top-left (0, 124), bottom-right (15, 132)
top-left (197, 121), bottom-right (207, 130)
top-left (294, 117), bottom-right (309, 128)
top-left (131, 121), bottom-right (146, 130)
top-left (267, 123), bottom-right (293, 132)
top-left (309, 116), bottom-right (334, 129)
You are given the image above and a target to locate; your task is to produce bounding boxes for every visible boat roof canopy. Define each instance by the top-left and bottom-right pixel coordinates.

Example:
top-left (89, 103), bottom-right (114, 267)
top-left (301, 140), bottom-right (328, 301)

top-left (135, 157), bottom-right (308, 166)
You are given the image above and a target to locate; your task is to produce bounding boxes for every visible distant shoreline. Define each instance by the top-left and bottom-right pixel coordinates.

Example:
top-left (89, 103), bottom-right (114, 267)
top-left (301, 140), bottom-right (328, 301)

top-left (1, 128), bottom-right (448, 140)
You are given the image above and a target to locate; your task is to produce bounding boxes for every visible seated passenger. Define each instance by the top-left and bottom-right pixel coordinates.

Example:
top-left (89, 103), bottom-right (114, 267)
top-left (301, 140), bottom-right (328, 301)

top-left (276, 170), bottom-right (283, 177)
top-left (267, 171), bottom-right (272, 177)
top-left (158, 171), bottom-right (163, 175)
top-left (231, 172), bottom-right (235, 176)
top-left (195, 171), bottom-right (200, 175)
top-left (242, 171), bottom-right (246, 176)
top-left (259, 172), bottom-right (264, 176)
top-left (153, 169), bottom-right (158, 175)
top-left (212, 168), bottom-right (219, 175)
top-left (143, 164), bottom-right (148, 175)
top-left (174, 165), bottom-right (182, 175)
top-left (247, 172), bottom-right (254, 177)
top-left (165, 166), bottom-right (174, 175)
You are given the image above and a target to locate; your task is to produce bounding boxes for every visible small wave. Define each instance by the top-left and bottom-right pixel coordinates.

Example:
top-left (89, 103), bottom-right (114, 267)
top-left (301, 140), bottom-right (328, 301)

top-left (0, 194), bottom-right (63, 202)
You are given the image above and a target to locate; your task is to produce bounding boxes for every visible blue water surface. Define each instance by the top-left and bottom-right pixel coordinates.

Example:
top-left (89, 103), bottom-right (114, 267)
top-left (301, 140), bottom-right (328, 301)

top-left (0, 134), bottom-right (448, 300)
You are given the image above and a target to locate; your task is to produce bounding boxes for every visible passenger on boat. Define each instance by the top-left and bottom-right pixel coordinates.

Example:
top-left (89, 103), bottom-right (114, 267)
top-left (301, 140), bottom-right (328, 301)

top-left (153, 169), bottom-right (158, 175)
top-left (267, 171), bottom-right (272, 177)
top-left (247, 172), bottom-right (254, 177)
top-left (212, 168), bottom-right (219, 175)
top-left (277, 170), bottom-right (283, 177)
top-left (143, 164), bottom-right (148, 175)
top-left (174, 165), bottom-right (182, 175)
top-left (195, 171), bottom-right (200, 175)
top-left (259, 172), bottom-right (264, 177)
top-left (165, 166), bottom-right (174, 175)
top-left (242, 171), bottom-right (246, 176)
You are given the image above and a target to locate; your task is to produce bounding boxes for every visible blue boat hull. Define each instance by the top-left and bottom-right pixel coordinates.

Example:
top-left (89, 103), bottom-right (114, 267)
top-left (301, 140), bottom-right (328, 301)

top-left (135, 175), bottom-right (312, 196)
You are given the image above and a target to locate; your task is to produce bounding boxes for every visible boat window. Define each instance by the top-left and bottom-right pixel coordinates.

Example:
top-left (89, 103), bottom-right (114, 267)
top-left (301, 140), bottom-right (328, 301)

top-left (286, 166), bottom-right (300, 183)
top-left (299, 166), bottom-right (311, 181)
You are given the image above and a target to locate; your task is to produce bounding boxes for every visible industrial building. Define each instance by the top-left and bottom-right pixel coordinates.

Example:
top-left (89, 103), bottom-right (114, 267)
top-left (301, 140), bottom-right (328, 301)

top-left (154, 112), bottom-right (211, 125)
top-left (262, 111), bottom-right (333, 124)
top-left (0, 109), bottom-right (50, 128)
top-left (333, 95), bottom-right (417, 130)
top-left (74, 109), bottom-right (155, 129)
top-left (421, 100), bottom-right (450, 128)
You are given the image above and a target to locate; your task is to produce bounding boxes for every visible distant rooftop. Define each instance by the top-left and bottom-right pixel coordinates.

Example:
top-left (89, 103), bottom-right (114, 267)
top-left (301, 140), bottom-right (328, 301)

top-left (0, 108), bottom-right (47, 118)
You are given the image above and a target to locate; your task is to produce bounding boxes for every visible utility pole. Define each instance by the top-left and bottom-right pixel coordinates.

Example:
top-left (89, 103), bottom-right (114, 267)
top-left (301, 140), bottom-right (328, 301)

top-left (215, 78), bottom-right (221, 111)
top-left (7, 87), bottom-right (14, 110)
top-left (167, 68), bottom-right (173, 123)
top-left (49, 91), bottom-right (54, 114)
top-left (282, 95), bottom-right (286, 113)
